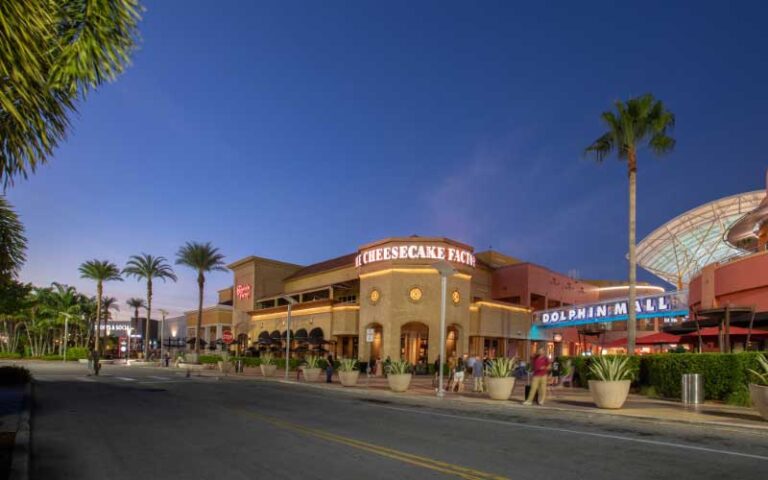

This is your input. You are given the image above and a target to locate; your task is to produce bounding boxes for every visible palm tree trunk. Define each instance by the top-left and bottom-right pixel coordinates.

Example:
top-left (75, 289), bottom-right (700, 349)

top-left (95, 283), bottom-right (103, 355)
top-left (196, 273), bottom-right (204, 358)
top-left (627, 151), bottom-right (638, 356)
top-left (145, 280), bottom-right (152, 359)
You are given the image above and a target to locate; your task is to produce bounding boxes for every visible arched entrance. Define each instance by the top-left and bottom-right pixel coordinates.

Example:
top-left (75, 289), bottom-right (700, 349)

top-left (446, 325), bottom-right (460, 358)
top-left (400, 322), bottom-right (429, 365)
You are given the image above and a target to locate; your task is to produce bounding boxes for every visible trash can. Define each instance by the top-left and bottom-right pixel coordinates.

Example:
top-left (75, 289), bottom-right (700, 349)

top-left (235, 359), bottom-right (244, 373)
top-left (681, 373), bottom-right (703, 405)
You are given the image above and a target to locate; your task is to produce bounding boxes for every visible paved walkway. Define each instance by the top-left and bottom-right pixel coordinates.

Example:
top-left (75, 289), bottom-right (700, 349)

top-left (0, 385), bottom-right (26, 478)
top-left (199, 366), bottom-right (768, 431)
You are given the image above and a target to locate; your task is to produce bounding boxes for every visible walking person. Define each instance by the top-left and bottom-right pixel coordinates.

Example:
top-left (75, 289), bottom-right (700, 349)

top-left (432, 356), bottom-right (441, 389)
top-left (472, 355), bottom-right (484, 392)
top-left (453, 356), bottom-right (465, 392)
top-left (551, 358), bottom-right (561, 386)
top-left (325, 354), bottom-right (334, 383)
top-left (523, 348), bottom-right (550, 406)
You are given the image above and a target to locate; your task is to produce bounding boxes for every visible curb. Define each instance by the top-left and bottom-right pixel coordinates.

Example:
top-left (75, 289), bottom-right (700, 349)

top-left (242, 375), bottom-right (768, 433)
top-left (9, 381), bottom-right (32, 480)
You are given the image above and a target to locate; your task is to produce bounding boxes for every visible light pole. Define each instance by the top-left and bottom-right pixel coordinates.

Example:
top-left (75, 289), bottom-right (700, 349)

top-left (432, 260), bottom-right (456, 398)
top-left (61, 313), bottom-right (71, 363)
top-left (126, 327), bottom-right (133, 365)
top-left (281, 295), bottom-right (298, 380)
top-left (159, 309), bottom-right (168, 365)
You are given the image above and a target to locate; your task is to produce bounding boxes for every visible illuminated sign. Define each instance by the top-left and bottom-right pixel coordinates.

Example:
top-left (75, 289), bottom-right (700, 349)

top-left (355, 244), bottom-right (476, 268)
top-left (236, 284), bottom-right (252, 300)
top-left (534, 291), bottom-right (688, 328)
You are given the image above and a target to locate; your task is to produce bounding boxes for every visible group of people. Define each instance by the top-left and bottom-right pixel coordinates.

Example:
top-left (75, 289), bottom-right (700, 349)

top-left (435, 354), bottom-right (488, 393)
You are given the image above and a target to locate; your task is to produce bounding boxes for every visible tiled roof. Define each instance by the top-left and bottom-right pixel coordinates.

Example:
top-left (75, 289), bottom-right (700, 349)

top-left (283, 252), bottom-right (357, 281)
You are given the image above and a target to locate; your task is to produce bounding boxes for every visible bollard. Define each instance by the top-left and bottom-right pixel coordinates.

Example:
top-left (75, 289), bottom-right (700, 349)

top-left (681, 373), bottom-right (703, 405)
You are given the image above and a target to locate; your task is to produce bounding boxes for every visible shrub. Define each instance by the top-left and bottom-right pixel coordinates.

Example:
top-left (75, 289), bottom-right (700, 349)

top-left (726, 387), bottom-right (752, 407)
top-left (275, 358), bottom-right (302, 370)
top-left (260, 353), bottom-right (275, 366)
top-left (0, 366), bottom-right (31, 385)
top-left (387, 360), bottom-right (411, 375)
top-left (65, 347), bottom-right (89, 360)
top-left (485, 357), bottom-right (516, 378)
top-left (338, 358), bottom-right (358, 372)
top-left (0, 352), bottom-right (22, 359)
top-left (198, 355), bottom-right (222, 365)
top-left (589, 356), bottom-right (634, 382)
top-left (229, 356), bottom-right (261, 367)
top-left (304, 355), bottom-right (321, 369)
top-left (747, 353), bottom-right (768, 386)
top-left (558, 355), bottom-right (640, 386)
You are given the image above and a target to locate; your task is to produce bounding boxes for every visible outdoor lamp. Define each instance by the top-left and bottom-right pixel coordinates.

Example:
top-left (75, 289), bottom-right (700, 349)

top-left (281, 295), bottom-right (298, 380)
top-left (432, 260), bottom-right (456, 398)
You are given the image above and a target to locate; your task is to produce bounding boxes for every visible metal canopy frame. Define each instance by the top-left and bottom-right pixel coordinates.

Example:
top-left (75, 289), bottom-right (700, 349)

top-left (636, 191), bottom-right (763, 287)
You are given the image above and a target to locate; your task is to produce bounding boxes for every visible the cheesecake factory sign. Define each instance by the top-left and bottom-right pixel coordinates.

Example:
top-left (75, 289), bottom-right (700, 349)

top-left (355, 244), bottom-right (476, 268)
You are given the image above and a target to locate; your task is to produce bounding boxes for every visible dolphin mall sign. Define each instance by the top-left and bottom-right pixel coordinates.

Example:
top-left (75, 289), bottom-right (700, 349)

top-left (533, 290), bottom-right (688, 328)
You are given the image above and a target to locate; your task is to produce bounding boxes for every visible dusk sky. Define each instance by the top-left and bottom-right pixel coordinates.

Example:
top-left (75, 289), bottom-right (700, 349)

top-left (6, 1), bottom-right (768, 319)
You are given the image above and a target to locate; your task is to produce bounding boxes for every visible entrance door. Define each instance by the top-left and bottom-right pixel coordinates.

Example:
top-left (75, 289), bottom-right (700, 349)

top-left (400, 322), bottom-right (429, 365)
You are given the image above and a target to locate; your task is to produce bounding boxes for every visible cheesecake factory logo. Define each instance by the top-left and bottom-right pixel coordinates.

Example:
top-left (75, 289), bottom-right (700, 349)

top-left (355, 244), bottom-right (476, 268)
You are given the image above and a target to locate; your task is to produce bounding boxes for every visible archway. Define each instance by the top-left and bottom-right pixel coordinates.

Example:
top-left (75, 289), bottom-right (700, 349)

top-left (446, 324), bottom-right (461, 359)
top-left (400, 322), bottom-right (429, 365)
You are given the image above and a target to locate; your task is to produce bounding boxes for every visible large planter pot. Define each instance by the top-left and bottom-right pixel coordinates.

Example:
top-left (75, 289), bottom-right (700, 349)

top-left (588, 380), bottom-right (631, 409)
top-left (260, 364), bottom-right (277, 377)
top-left (749, 384), bottom-right (768, 421)
top-left (387, 373), bottom-right (412, 392)
top-left (303, 368), bottom-right (321, 382)
top-left (339, 370), bottom-right (359, 387)
top-left (486, 377), bottom-right (515, 400)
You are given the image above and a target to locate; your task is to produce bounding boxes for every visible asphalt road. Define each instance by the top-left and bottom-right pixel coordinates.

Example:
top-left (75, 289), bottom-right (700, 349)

top-left (22, 362), bottom-right (768, 480)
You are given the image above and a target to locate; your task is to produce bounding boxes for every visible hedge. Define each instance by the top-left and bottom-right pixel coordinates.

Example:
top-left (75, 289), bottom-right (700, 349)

top-left (0, 352), bottom-right (22, 359)
top-left (559, 353), bottom-right (763, 405)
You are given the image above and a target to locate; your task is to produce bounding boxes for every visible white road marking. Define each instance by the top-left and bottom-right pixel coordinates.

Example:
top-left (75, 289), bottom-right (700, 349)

top-left (149, 376), bottom-right (170, 380)
top-left (115, 377), bottom-right (136, 382)
top-left (377, 405), bottom-right (768, 462)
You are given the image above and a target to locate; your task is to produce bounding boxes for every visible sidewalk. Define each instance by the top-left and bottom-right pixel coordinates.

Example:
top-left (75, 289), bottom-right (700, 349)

top-left (209, 366), bottom-right (768, 431)
top-left (0, 384), bottom-right (30, 480)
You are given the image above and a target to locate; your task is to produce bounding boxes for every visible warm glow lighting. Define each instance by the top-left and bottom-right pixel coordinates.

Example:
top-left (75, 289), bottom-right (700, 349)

top-left (360, 268), bottom-right (471, 279)
top-left (597, 285), bottom-right (665, 293)
top-left (250, 304), bottom-right (359, 321)
top-left (356, 244), bottom-right (476, 268)
top-left (472, 301), bottom-right (531, 313)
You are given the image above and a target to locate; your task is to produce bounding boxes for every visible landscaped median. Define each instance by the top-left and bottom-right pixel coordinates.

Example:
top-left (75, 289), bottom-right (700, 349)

top-left (559, 352), bottom-right (765, 407)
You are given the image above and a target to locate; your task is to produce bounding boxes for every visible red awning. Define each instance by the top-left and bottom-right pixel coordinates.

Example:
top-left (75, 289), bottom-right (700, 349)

top-left (606, 332), bottom-right (682, 348)
top-left (680, 326), bottom-right (768, 338)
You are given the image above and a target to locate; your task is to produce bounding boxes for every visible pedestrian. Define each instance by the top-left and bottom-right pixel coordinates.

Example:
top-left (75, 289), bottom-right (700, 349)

top-left (375, 356), bottom-right (382, 377)
top-left (551, 358), bottom-right (561, 386)
top-left (453, 356), bottom-right (465, 392)
top-left (164, 352), bottom-right (170, 368)
top-left (432, 355), bottom-right (441, 388)
top-left (446, 355), bottom-right (456, 391)
top-left (523, 348), bottom-right (550, 406)
top-left (325, 354), bottom-right (334, 383)
top-left (472, 355), bottom-right (484, 392)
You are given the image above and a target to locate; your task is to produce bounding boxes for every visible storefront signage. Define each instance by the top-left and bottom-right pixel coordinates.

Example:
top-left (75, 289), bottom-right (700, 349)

top-left (355, 244), bottom-right (476, 268)
top-left (366, 328), bottom-right (375, 342)
top-left (236, 283), bottom-right (252, 300)
top-left (534, 291), bottom-right (688, 328)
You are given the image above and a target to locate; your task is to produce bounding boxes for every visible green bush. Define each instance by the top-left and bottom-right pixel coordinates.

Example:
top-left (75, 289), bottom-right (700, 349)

top-left (558, 355), bottom-right (640, 387)
top-left (275, 358), bottom-right (302, 371)
top-left (0, 352), bottom-right (22, 359)
top-left (198, 355), bottom-right (223, 365)
top-left (0, 366), bottom-right (31, 385)
top-left (65, 347), bottom-right (89, 360)
top-left (229, 356), bottom-right (261, 367)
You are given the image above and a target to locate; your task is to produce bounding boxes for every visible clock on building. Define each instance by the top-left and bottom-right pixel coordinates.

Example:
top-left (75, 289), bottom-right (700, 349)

top-left (369, 288), bottom-right (381, 304)
top-left (409, 286), bottom-right (423, 302)
top-left (451, 289), bottom-right (461, 305)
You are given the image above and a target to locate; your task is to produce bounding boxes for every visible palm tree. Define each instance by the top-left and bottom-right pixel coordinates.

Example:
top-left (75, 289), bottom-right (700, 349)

top-left (125, 297), bottom-right (146, 325)
top-left (175, 242), bottom-right (226, 358)
top-left (0, 1), bottom-right (141, 188)
top-left (123, 254), bottom-right (177, 358)
top-left (78, 260), bottom-right (122, 356)
top-left (0, 197), bottom-right (26, 282)
top-left (585, 94), bottom-right (675, 355)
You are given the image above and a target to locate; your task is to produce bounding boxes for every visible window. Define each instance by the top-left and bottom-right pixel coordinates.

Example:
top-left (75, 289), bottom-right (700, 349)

top-left (336, 295), bottom-right (357, 304)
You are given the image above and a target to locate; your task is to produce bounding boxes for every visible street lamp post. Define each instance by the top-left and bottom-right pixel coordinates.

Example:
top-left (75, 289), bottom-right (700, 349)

top-left (159, 309), bottom-right (168, 365)
top-left (281, 295), bottom-right (298, 380)
top-left (61, 313), bottom-right (70, 363)
top-left (126, 327), bottom-right (132, 365)
top-left (432, 260), bottom-right (456, 398)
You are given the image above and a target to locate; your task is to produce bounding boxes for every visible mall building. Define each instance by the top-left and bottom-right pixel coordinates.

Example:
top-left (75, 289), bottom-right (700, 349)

top-left (183, 236), bottom-right (658, 364)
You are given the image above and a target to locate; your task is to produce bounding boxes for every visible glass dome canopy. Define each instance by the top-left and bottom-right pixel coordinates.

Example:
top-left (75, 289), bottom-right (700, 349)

top-left (636, 191), bottom-right (764, 288)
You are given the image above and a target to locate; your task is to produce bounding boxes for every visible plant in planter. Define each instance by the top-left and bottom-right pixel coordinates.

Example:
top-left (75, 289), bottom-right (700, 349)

top-left (338, 358), bottom-right (359, 386)
top-left (387, 360), bottom-right (412, 392)
top-left (484, 357), bottom-right (516, 400)
top-left (302, 355), bottom-right (322, 382)
top-left (588, 355), bottom-right (633, 409)
top-left (748, 353), bottom-right (768, 421)
top-left (260, 353), bottom-right (277, 377)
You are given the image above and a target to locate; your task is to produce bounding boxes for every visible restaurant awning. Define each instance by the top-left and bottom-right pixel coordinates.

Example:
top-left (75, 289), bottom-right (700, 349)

top-left (606, 332), bottom-right (682, 348)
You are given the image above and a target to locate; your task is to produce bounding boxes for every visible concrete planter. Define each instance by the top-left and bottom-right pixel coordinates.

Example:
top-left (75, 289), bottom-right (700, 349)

top-left (260, 364), bottom-right (277, 377)
top-left (588, 380), bottom-right (631, 409)
top-left (303, 368), bottom-right (321, 382)
top-left (387, 373), bottom-right (412, 392)
top-left (485, 377), bottom-right (515, 400)
top-left (339, 370), bottom-right (359, 387)
top-left (749, 384), bottom-right (768, 421)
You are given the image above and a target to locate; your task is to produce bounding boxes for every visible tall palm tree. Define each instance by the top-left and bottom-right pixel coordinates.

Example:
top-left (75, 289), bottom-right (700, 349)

top-left (78, 260), bottom-right (122, 356)
top-left (0, 1), bottom-right (141, 188)
top-left (123, 254), bottom-right (177, 358)
top-left (175, 242), bottom-right (226, 358)
top-left (0, 197), bottom-right (26, 282)
top-left (585, 94), bottom-right (675, 355)
top-left (125, 297), bottom-right (146, 326)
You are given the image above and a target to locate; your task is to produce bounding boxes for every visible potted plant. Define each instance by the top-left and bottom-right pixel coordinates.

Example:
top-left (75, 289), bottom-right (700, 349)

top-left (485, 357), bottom-right (516, 400)
top-left (588, 356), bottom-right (633, 409)
top-left (302, 355), bottom-right (322, 382)
top-left (338, 358), bottom-right (359, 386)
top-left (386, 360), bottom-right (412, 392)
top-left (260, 353), bottom-right (277, 377)
top-left (748, 353), bottom-right (768, 421)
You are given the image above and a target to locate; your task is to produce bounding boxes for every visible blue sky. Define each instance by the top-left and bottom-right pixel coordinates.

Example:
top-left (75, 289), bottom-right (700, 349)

top-left (7, 1), bottom-right (768, 318)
